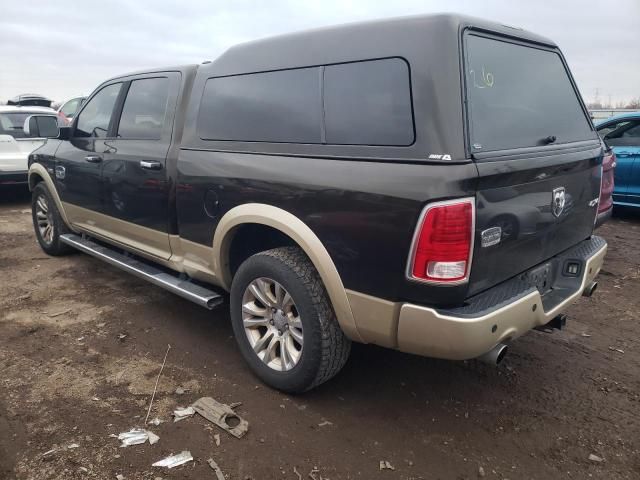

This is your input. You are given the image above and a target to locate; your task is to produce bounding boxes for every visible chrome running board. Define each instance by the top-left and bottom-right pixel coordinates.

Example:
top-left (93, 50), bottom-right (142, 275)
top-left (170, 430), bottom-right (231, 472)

top-left (60, 233), bottom-right (223, 309)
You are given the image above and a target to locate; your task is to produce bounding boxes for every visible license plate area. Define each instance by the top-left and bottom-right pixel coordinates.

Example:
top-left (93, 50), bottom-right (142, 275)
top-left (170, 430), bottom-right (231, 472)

top-left (523, 262), bottom-right (553, 295)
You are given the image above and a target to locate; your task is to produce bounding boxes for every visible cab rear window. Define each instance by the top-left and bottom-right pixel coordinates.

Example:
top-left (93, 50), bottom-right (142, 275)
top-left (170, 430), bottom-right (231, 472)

top-left (465, 34), bottom-right (594, 153)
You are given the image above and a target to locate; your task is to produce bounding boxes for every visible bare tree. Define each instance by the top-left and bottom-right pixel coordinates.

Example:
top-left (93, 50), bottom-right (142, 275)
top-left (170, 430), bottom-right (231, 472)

top-left (624, 98), bottom-right (640, 109)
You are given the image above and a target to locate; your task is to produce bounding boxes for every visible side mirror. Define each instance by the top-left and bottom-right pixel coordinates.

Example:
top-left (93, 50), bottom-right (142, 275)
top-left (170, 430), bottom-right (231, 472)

top-left (23, 115), bottom-right (60, 139)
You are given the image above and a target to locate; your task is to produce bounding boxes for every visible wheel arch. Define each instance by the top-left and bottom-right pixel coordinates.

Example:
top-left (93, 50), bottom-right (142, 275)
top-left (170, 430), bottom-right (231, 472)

top-left (213, 203), bottom-right (363, 342)
top-left (28, 164), bottom-right (73, 228)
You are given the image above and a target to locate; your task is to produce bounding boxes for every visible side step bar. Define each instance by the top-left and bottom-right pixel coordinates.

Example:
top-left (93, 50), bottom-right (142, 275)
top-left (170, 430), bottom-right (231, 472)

top-left (60, 234), bottom-right (223, 310)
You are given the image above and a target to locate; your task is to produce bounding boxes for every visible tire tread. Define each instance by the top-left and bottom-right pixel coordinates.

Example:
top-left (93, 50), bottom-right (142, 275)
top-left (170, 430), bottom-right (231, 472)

top-left (254, 246), bottom-right (351, 390)
top-left (32, 182), bottom-right (73, 256)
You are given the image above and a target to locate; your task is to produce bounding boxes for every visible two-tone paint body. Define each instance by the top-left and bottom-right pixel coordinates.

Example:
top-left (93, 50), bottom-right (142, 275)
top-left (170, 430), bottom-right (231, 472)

top-left (28, 14), bottom-right (606, 357)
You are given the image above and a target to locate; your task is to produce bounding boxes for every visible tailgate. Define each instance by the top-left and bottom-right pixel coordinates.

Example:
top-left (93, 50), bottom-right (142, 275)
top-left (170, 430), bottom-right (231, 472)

top-left (469, 146), bottom-right (601, 295)
top-left (463, 31), bottom-right (602, 296)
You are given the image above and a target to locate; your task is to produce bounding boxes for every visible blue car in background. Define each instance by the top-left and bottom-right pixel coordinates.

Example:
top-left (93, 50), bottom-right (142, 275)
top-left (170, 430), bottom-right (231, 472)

top-left (596, 113), bottom-right (640, 208)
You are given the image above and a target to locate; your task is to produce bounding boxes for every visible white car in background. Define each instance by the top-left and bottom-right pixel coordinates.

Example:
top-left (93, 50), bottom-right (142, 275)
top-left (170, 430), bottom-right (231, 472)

top-left (0, 105), bottom-right (58, 186)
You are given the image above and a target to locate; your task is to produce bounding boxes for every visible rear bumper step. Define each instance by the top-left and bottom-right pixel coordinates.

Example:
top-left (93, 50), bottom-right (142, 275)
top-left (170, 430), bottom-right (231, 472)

top-left (60, 234), bottom-right (223, 309)
top-left (396, 236), bottom-right (607, 360)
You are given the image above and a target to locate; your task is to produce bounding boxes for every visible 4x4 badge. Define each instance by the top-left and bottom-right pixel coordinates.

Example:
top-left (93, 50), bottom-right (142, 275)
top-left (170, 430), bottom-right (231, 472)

top-left (552, 187), bottom-right (566, 218)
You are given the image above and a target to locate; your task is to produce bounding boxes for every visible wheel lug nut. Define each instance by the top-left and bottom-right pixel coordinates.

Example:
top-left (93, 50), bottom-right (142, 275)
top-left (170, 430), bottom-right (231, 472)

top-left (269, 320), bottom-right (274, 325)
top-left (278, 330), bottom-right (282, 336)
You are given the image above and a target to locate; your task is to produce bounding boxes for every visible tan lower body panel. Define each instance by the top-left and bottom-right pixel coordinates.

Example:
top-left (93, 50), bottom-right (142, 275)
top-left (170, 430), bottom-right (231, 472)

top-left (345, 290), bottom-right (400, 348)
top-left (396, 243), bottom-right (607, 360)
top-left (63, 203), bottom-right (172, 261)
top-left (168, 235), bottom-right (221, 286)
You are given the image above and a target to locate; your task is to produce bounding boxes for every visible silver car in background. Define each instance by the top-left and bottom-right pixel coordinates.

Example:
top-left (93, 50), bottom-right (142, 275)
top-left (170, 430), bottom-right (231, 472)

top-left (0, 105), bottom-right (58, 186)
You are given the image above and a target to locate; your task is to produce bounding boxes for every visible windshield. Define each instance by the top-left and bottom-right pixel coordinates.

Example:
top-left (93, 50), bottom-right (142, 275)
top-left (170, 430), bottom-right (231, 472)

top-left (0, 112), bottom-right (34, 139)
top-left (465, 34), bottom-right (595, 153)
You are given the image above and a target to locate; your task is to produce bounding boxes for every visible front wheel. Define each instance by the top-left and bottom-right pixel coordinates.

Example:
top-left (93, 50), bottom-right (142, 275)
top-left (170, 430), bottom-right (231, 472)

top-left (31, 182), bottom-right (73, 256)
top-left (230, 247), bottom-right (351, 393)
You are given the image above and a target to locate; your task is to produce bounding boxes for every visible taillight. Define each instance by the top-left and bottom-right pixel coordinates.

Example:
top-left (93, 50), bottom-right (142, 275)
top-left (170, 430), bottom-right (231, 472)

top-left (407, 198), bottom-right (475, 284)
top-left (598, 151), bottom-right (615, 214)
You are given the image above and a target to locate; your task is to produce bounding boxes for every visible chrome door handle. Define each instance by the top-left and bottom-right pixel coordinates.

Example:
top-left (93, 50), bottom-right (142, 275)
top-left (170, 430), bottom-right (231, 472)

top-left (615, 151), bottom-right (633, 157)
top-left (85, 155), bottom-right (103, 163)
top-left (139, 160), bottom-right (162, 170)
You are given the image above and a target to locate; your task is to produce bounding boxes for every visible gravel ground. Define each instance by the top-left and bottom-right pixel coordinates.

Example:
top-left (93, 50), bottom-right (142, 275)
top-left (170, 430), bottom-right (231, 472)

top-left (0, 186), bottom-right (638, 480)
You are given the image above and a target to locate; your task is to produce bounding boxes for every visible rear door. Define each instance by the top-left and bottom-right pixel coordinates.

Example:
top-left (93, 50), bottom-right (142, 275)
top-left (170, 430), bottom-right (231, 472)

top-left (463, 32), bottom-right (602, 295)
top-left (598, 118), bottom-right (640, 204)
top-left (100, 73), bottom-right (179, 260)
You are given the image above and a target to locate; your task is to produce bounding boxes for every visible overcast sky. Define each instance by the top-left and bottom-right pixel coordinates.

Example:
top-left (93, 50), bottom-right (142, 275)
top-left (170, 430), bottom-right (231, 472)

top-left (1, 0), bottom-right (638, 105)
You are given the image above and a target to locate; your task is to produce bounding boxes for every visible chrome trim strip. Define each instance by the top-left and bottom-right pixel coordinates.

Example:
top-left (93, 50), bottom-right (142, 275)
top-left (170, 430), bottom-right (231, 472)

top-left (405, 196), bottom-right (476, 286)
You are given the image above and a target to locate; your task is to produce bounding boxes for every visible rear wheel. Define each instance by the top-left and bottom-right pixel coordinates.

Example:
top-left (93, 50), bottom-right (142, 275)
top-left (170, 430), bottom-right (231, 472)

top-left (230, 246), bottom-right (351, 393)
top-left (31, 182), bottom-right (73, 256)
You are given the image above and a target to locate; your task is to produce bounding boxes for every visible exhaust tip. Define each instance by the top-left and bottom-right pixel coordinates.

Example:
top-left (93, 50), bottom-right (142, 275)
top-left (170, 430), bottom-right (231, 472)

top-left (495, 344), bottom-right (508, 365)
top-left (583, 281), bottom-right (598, 297)
top-left (476, 344), bottom-right (508, 366)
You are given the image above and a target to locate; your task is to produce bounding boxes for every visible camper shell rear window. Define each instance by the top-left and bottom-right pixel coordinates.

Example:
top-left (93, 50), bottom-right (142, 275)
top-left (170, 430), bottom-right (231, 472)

top-left (464, 33), bottom-right (594, 153)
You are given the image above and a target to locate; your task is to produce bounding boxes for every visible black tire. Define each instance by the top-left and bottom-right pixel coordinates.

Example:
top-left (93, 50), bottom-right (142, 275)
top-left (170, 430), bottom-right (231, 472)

top-left (230, 246), bottom-right (351, 393)
top-left (31, 182), bottom-right (73, 256)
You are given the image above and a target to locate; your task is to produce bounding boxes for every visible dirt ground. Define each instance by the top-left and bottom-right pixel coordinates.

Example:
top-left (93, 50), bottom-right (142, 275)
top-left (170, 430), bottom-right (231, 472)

top-left (0, 187), bottom-right (638, 480)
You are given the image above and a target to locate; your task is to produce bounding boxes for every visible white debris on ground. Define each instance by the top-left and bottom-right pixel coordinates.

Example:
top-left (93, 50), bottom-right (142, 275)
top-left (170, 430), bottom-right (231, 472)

top-left (308, 466), bottom-right (320, 480)
top-left (152, 451), bottom-right (193, 468)
top-left (41, 443), bottom-right (82, 458)
top-left (108, 393), bottom-right (248, 473)
top-left (207, 458), bottom-right (225, 480)
top-left (379, 460), bottom-right (395, 471)
top-left (172, 406), bottom-right (196, 422)
top-left (117, 428), bottom-right (159, 447)
top-left (589, 453), bottom-right (604, 462)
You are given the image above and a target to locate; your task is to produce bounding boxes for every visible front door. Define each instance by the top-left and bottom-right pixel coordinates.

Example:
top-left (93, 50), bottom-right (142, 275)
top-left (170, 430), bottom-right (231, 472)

top-left (55, 82), bottom-right (123, 223)
top-left (100, 74), bottom-right (179, 260)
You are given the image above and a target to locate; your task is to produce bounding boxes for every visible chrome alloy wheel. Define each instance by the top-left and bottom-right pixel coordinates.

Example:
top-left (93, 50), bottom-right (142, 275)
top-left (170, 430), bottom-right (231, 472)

top-left (35, 194), bottom-right (54, 245)
top-left (242, 277), bottom-right (304, 371)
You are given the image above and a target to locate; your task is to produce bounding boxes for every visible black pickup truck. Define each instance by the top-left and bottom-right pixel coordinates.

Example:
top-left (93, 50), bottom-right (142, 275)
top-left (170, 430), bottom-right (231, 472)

top-left (26, 14), bottom-right (608, 393)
